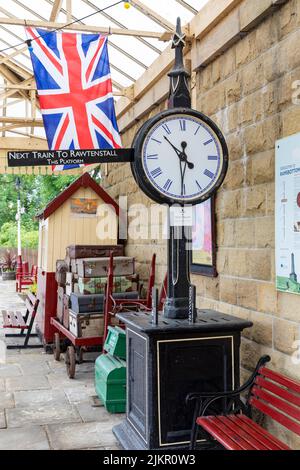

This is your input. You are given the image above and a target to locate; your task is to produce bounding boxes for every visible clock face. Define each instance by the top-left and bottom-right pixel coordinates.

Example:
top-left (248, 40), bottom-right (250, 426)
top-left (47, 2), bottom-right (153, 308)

top-left (132, 109), bottom-right (228, 205)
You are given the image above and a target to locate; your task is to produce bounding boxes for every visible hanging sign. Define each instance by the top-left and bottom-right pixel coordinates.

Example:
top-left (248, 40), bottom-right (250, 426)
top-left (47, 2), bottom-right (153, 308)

top-left (275, 132), bottom-right (300, 295)
top-left (7, 148), bottom-right (134, 167)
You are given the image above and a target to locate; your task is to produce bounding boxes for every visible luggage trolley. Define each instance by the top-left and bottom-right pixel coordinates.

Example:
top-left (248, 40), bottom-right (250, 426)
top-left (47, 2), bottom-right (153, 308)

top-left (50, 253), bottom-right (157, 378)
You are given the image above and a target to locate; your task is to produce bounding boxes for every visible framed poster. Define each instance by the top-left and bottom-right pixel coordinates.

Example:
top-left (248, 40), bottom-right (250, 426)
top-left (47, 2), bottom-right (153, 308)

top-left (191, 196), bottom-right (217, 277)
top-left (276, 132), bottom-right (300, 294)
top-left (70, 198), bottom-right (98, 217)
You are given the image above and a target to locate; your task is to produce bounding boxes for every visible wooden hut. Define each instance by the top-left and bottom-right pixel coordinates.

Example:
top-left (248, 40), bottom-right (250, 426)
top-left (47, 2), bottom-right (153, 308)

top-left (36, 173), bottom-right (120, 347)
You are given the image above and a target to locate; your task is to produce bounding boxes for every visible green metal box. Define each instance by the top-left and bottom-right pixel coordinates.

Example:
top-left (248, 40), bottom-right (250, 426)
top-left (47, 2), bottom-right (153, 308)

top-left (95, 354), bottom-right (126, 413)
top-left (104, 326), bottom-right (126, 360)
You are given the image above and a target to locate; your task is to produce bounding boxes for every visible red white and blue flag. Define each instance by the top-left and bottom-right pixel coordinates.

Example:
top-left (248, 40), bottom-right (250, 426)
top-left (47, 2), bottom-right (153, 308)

top-left (26, 28), bottom-right (121, 170)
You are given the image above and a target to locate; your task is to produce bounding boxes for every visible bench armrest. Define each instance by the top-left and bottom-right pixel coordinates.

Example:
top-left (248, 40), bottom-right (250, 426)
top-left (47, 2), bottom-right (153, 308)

top-left (186, 356), bottom-right (271, 403)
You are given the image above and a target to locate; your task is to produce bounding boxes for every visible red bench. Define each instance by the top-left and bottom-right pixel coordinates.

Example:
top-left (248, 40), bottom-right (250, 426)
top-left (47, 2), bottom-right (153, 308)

top-left (187, 355), bottom-right (300, 450)
top-left (2, 291), bottom-right (42, 349)
top-left (16, 264), bottom-right (37, 293)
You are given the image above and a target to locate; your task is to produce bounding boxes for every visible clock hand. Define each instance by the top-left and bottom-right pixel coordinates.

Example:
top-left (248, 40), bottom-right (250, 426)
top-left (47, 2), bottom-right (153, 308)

top-left (164, 136), bottom-right (182, 157)
top-left (180, 142), bottom-right (194, 170)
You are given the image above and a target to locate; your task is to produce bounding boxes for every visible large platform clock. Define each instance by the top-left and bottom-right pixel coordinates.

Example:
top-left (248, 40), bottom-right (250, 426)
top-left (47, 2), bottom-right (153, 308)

top-left (131, 108), bottom-right (228, 205)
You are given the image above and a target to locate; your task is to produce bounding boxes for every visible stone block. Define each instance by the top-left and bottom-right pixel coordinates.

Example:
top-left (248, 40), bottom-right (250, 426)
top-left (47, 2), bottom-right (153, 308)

top-left (235, 218), bottom-right (255, 248)
top-left (242, 58), bottom-right (265, 96)
top-left (249, 311), bottom-right (273, 347)
top-left (227, 132), bottom-right (243, 160)
top-left (282, 105), bottom-right (300, 137)
top-left (246, 249), bottom-right (272, 281)
top-left (223, 160), bottom-right (245, 190)
top-left (0, 364), bottom-right (22, 378)
top-left (257, 282), bottom-right (278, 314)
top-left (225, 73), bottom-right (242, 106)
top-left (236, 33), bottom-right (256, 68)
top-left (6, 403), bottom-right (81, 428)
top-left (219, 276), bottom-right (238, 304)
top-left (221, 189), bottom-right (243, 218)
top-left (6, 375), bottom-right (50, 392)
top-left (0, 411), bottom-right (5, 429)
top-left (14, 389), bottom-right (68, 408)
top-left (237, 279), bottom-right (258, 310)
top-left (0, 392), bottom-right (14, 410)
top-left (244, 186), bottom-right (267, 216)
top-left (228, 249), bottom-right (249, 277)
top-left (0, 426), bottom-right (50, 450)
top-left (255, 216), bottom-right (275, 248)
top-left (274, 318), bottom-right (300, 355)
top-left (46, 421), bottom-right (120, 450)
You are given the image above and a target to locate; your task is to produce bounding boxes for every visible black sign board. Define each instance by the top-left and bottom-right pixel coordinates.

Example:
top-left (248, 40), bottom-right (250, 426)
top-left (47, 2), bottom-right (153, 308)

top-left (7, 148), bottom-right (134, 167)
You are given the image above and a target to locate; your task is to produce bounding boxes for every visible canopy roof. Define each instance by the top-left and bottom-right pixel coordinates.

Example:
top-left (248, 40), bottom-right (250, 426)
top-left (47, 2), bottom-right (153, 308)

top-left (0, 0), bottom-right (206, 143)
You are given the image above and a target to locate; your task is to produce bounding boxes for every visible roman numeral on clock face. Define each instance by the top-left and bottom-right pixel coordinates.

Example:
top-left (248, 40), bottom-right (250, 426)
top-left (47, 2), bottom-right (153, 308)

top-left (151, 167), bottom-right (163, 179)
top-left (147, 154), bottom-right (158, 160)
top-left (179, 120), bottom-right (186, 131)
top-left (163, 179), bottom-right (173, 191)
top-left (204, 169), bottom-right (214, 179)
top-left (162, 124), bottom-right (171, 135)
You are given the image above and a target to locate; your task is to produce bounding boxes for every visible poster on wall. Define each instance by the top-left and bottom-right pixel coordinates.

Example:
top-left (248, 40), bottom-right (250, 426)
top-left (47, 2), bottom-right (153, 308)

top-left (71, 198), bottom-right (98, 217)
top-left (191, 197), bottom-right (217, 277)
top-left (276, 132), bottom-right (300, 294)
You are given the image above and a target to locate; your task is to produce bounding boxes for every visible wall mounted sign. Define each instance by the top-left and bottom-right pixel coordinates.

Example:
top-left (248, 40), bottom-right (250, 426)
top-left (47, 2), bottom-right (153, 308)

top-left (70, 198), bottom-right (98, 217)
top-left (7, 148), bottom-right (134, 167)
top-left (276, 132), bottom-right (300, 295)
top-left (191, 197), bottom-right (217, 277)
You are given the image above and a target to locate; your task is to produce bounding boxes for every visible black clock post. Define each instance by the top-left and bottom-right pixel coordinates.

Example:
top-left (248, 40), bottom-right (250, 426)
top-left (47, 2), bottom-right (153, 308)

top-left (113, 18), bottom-right (252, 451)
top-left (164, 17), bottom-right (193, 320)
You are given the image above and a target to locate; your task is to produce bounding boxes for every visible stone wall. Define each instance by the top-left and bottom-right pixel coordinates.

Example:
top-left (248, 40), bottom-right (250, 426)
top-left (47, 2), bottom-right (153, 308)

top-left (103, 0), bottom-right (300, 448)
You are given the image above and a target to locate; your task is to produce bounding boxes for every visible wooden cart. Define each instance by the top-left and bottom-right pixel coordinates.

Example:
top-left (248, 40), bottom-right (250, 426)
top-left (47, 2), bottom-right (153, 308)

top-left (50, 253), bottom-right (157, 378)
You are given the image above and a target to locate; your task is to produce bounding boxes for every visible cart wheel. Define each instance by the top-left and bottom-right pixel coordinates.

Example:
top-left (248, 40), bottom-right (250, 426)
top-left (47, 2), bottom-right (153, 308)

top-left (77, 347), bottom-right (84, 364)
top-left (53, 333), bottom-right (61, 361)
top-left (65, 346), bottom-right (76, 379)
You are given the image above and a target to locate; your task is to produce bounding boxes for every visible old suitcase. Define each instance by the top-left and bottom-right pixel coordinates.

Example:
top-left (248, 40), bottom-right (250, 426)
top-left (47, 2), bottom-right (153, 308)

top-left (77, 275), bottom-right (138, 295)
top-left (70, 291), bottom-right (139, 314)
top-left (76, 256), bottom-right (135, 278)
top-left (63, 294), bottom-right (70, 329)
top-left (55, 260), bottom-right (68, 286)
top-left (69, 310), bottom-right (104, 338)
top-left (95, 354), bottom-right (126, 413)
top-left (66, 272), bottom-right (74, 296)
top-left (104, 326), bottom-right (126, 360)
top-left (66, 244), bottom-right (124, 262)
top-left (57, 286), bottom-right (65, 323)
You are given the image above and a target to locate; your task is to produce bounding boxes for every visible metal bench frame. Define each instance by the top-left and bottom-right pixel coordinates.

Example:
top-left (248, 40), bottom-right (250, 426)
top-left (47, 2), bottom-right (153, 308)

top-left (187, 355), bottom-right (300, 450)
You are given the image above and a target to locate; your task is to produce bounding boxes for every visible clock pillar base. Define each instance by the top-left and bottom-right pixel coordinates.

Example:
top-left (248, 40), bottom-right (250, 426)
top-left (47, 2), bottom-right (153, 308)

top-left (163, 296), bottom-right (191, 319)
top-left (114, 310), bottom-right (252, 450)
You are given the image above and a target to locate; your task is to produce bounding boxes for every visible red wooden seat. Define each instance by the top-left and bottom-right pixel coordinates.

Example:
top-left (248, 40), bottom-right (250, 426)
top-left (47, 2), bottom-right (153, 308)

top-left (1, 292), bottom-right (42, 349)
top-left (188, 356), bottom-right (300, 450)
top-left (197, 414), bottom-right (290, 451)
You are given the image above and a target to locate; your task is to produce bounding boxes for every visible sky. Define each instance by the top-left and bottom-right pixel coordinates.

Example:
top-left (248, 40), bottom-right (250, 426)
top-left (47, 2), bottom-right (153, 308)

top-left (0, 0), bottom-right (209, 139)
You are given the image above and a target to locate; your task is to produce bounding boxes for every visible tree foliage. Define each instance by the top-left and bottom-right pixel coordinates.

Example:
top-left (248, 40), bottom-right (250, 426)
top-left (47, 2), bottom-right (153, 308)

top-left (0, 174), bottom-right (77, 248)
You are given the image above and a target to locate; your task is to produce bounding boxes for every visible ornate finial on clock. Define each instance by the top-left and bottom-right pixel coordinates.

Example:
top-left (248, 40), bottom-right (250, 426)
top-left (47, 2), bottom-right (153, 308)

top-left (168, 17), bottom-right (191, 109)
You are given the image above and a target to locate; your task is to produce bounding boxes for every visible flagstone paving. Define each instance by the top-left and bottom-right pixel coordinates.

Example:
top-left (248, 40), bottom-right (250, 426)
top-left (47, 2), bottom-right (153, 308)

top-left (0, 280), bottom-right (123, 450)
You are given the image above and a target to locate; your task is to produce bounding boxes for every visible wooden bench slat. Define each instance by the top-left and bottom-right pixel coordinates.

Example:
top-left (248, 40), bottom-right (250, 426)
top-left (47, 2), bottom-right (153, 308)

top-left (252, 386), bottom-right (300, 422)
top-left (238, 415), bottom-right (290, 450)
top-left (260, 367), bottom-right (300, 394)
top-left (249, 397), bottom-right (300, 436)
top-left (196, 416), bottom-right (244, 450)
top-left (205, 416), bottom-right (255, 450)
top-left (255, 376), bottom-right (300, 408)
top-left (217, 415), bottom-right (269, 450)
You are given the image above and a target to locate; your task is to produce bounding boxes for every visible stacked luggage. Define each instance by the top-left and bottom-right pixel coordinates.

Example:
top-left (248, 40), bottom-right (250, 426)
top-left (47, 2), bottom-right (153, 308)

top-left (55, 245), bottom-right (139, 338)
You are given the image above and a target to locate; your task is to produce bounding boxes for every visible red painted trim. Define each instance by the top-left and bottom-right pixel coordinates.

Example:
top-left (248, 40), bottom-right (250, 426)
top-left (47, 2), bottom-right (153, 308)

top-left (50, 317), bottom-right (103, 347)
top-left (255, 376), bottom-right (300, 407)
top-left (260, 367), bottom-right (300, 394)
top-left (39, 173), bottom-right (119, 220)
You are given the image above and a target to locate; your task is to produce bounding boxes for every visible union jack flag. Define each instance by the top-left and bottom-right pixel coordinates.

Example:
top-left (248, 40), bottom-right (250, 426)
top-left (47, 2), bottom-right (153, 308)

top-left (26, 27), bottom-right (121, 171)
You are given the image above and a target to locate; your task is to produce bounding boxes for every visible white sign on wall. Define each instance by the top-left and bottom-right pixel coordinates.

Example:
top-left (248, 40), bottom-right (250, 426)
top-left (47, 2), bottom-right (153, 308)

top-left (275, 132), bottom-right (300, 295)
